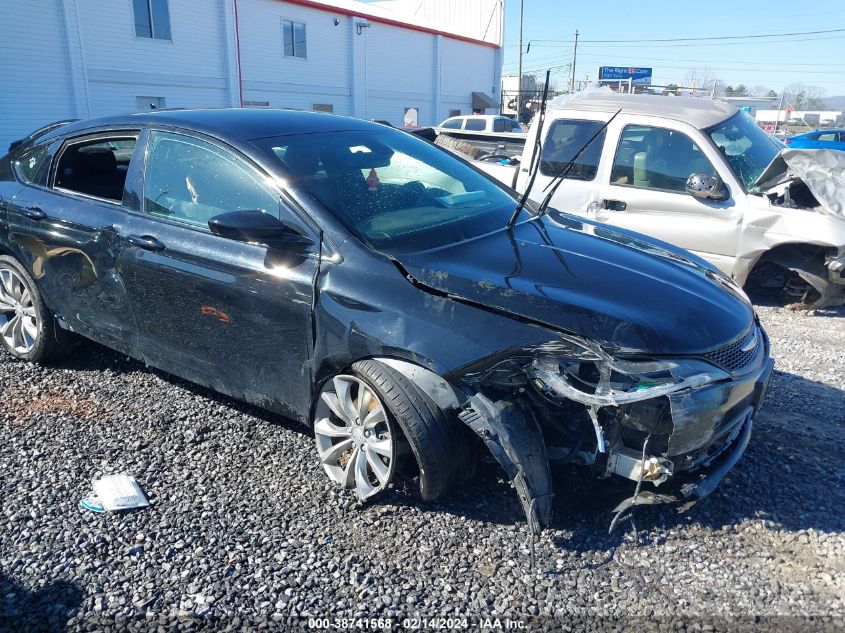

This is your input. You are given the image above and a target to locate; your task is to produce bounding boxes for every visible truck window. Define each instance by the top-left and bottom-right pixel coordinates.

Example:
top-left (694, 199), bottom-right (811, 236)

top-left (464, 118), bottom-right (486, 132)
top-left (540, 119), bottom-right (606, 181)
top-left (493, 118), bottom-right (506, 133)
top-left (610, 124), bottom-right (714, 193)
top-left (440, 118), bottom-right (462, 130)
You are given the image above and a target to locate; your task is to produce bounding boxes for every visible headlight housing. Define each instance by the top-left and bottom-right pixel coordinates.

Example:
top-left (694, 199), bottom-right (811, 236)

top-left (531, 336), bottom-right (730, 407)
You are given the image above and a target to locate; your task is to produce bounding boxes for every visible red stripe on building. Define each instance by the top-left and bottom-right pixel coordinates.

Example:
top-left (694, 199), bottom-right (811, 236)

top-left (279, 0), bottom-right (500, 49)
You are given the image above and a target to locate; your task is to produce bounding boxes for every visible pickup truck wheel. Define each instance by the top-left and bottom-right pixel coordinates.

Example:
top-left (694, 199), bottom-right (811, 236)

top-left (782, 271), bottom-right (820, 306)
top-left (0, 255), bottom-right (71, 363)
top-left (314, 360), bottom-right (466, 502)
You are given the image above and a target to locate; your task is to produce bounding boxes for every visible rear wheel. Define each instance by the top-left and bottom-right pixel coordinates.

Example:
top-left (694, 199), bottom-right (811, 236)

top-left (0, 255), bottom-right (72, 362)
top-left (314, 360), bottom-right (469, 502)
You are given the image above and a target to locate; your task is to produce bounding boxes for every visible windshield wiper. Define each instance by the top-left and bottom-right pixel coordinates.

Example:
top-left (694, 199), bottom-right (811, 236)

top-left (534, 108), bottom-right (622, 219)
top-left (507, 71), bottom-right (551, 228)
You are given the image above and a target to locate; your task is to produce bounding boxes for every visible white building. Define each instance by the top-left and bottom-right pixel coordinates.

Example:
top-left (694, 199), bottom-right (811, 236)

top-left (0, 0), bottom-right (504, 151)
top-left (755, 109), bottom-right (843, 125)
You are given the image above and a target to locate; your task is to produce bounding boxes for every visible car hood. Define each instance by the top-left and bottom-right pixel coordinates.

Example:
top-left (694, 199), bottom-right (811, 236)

top-left (755, 148), bottom-right (845, 219)
top-left (393, 212), bottom-right (754, 355)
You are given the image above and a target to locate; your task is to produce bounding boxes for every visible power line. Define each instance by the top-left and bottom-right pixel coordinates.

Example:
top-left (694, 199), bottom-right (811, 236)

top-left (576, 34), bottom-right (845, 49)
top-left (571, 53), bottom-right (845, 68)
top-left (503, 51), bottom-right (573, 68)
top-left (505, 33), bottom-right (845, 50)
top-left (509, 26), bottom-right (845, 45)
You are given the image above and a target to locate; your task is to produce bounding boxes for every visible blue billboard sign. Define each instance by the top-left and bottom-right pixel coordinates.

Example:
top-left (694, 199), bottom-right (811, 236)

top-left (598, 66), bottom-right (653, 85)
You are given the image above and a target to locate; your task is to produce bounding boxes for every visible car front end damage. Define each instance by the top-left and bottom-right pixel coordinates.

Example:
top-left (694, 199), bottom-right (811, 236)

top-left (748, 148), bottom-right (845, 308)
top-left (450, 323), bottom-right (774, 533)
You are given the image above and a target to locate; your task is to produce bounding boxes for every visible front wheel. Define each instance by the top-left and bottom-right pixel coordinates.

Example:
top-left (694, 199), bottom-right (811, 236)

top-left (314, 360), bottom-right (469, 502)
top-left (0, 255), bottom-right (72, 362)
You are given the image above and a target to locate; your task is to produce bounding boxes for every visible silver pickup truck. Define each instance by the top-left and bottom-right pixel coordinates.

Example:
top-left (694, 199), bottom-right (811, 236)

top-left (475, 91), bottom-right (845, 307)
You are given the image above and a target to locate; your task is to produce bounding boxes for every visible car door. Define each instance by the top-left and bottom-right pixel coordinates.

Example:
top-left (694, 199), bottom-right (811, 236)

top-left (117, 128), bottom-right (320, 420)
top-left (592, 119), bottom-right (743, 275)
top-left (4, 132), bottom-right (141, 354)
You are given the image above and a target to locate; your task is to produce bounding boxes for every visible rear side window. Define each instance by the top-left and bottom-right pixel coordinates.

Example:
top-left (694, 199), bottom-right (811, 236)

top-left (540, 119), bottom-right (606, 181)
top-left (818, 132), bottom-right (837, 141)
top-left (440, 118), bottom-right (462, 130)
top-left (493, 118), bottom-right (506, 133)
top-left (143, 131), bottom-right (280, 228)
top-left (464, 118), bottom-right (486, 131)
top-left (54, 137), bottom-right (137, 202)
top-left (14, 146), bottom-right (50, 185)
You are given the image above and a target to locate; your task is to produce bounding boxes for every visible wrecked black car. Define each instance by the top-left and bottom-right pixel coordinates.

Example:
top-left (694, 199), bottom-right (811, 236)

top-left (0, 109), bottom-right (773, 531)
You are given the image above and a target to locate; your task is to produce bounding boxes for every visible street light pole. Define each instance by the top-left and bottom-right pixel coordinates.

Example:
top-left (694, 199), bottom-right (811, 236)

top-left (517, 0), bottom-right (524, 122)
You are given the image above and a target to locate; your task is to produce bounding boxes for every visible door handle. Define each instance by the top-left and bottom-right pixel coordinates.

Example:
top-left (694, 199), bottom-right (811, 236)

top-left (126, 234), bottom-right (166, 252)
top-left (21, 206), bottom-right (47, 221)
top-left (603, 199), bottom-right (627, 212)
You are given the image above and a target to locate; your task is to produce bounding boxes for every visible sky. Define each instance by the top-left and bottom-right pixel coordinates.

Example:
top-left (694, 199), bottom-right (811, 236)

top-left (501, 0), bottom-right (845, 97)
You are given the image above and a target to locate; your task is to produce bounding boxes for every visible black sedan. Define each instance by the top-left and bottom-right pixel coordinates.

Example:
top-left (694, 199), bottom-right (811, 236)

top-left (0, 109), bottom-right (773, 530)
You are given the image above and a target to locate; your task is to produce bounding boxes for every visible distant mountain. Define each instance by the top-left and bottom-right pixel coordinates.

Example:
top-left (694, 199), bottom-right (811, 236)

top-left (826, 96), bottom-right (845, 110)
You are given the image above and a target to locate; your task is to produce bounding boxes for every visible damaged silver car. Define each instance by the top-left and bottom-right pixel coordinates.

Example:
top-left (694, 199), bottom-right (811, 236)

top-left (475, 91), bottom-right (845, 309)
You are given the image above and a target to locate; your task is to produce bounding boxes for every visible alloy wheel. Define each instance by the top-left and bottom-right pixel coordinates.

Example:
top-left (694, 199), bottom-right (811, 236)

top-left (0, 266), bottom-right (39, 355)
top-left (314, 375), bottom-right (396, 500)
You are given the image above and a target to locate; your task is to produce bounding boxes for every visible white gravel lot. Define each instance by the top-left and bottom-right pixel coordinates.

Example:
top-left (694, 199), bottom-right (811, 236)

top-left (0, 305), bottom-right (843, 632)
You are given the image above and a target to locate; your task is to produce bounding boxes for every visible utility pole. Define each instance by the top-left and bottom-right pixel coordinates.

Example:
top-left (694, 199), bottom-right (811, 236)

top-left (570, 30), bottom-right (579, 93)
top-left (516, 0), bottom-right (524, 122)
top-left (773, 90), bottom-right (786, 134)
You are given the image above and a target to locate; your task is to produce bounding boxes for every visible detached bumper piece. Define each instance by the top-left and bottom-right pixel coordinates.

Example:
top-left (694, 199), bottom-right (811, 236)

top-left (459, 394), bottom-right (553, 535)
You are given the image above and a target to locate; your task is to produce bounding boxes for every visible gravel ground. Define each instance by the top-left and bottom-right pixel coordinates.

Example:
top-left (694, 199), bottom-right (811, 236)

top-left (1, 305), bottom-right (844, 632)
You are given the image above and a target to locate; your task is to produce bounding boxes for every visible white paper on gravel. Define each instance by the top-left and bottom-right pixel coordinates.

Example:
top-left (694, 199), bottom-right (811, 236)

top-left (91, 475), bottom-right (149, 511)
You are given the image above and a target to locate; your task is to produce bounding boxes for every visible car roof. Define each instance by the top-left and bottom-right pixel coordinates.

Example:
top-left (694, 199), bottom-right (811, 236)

top-left (550, 93), bottom-right (739, 129)
top-left (39, 108), bottom-right (384, 145)
top-left (448, 115), bottom-right (502, 119)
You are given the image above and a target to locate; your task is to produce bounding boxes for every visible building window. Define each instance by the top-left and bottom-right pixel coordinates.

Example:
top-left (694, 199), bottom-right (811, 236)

top-left (136, 96), bottom-right (166, 111)
top-left (283, 19), bottom-right (307, 58)
top-left (313, 104), bottom-right (333, 113)
top-left (243, 100), bottom-right (270, 108)
top-left (449, 109), bottom-right (461, 118)
top-left (133, 0), bottom-right (171, 40)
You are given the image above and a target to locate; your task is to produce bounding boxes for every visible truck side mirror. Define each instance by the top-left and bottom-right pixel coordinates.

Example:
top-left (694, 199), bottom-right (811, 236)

top-left (685, 173), bottom-right (729, 201)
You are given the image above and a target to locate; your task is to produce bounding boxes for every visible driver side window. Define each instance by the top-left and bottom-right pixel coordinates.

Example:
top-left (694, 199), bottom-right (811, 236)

top-left (611, 125), bottom-right (715, 193)
top-left (143, 131), bottom-right (280, 227)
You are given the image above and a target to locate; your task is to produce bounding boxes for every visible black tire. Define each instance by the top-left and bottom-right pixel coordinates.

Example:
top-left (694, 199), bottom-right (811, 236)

top-left (781, 270), bottom-right (821, 306)
top-left (0, 255), bottom-right (73, 363)
top-left (351, 359), bottom-right (471, 501)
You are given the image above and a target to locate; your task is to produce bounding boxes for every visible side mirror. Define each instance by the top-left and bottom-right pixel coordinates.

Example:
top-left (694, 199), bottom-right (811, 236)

top-left (685, 173), bottom-right (729, 201)
top-left (208, 210), bottom-right (314, 252)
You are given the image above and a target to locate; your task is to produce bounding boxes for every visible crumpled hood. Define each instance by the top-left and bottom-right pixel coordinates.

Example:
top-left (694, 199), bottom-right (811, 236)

top-left (395, 212), bottom-right (754, 355)
top-left (756, 148), bottom-right (845, 218)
